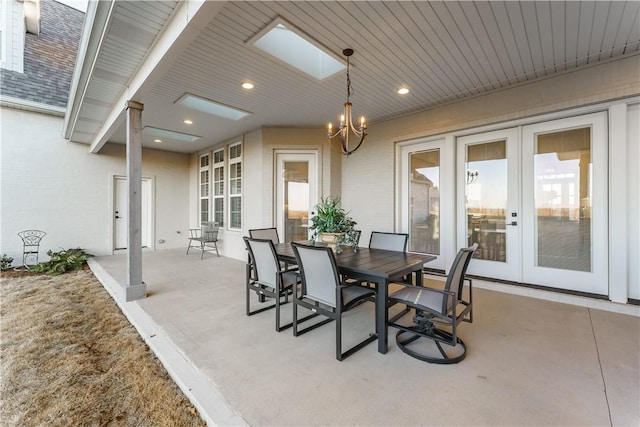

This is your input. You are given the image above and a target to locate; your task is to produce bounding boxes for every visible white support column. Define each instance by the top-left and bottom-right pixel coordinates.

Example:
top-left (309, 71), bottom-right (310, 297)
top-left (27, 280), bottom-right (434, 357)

top-left (609, 103), bottom-right (628, 303)
top-left (124, 100), bottom-right (147, 301)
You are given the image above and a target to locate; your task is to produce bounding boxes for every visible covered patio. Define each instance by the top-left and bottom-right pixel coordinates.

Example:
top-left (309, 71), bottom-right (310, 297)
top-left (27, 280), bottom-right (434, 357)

top-left (90, 249), bottom-right (639, 426)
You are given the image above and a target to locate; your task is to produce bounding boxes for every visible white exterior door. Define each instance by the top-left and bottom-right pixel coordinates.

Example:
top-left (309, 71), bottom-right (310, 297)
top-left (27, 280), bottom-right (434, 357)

top-left (114, 176), bottom-right (152, 250)
top-left (521, 112), bottom-right (608, 294)
top-left (457, 128), bottom-right (521, 281)
top-left (397, 137), bottom-right (454, 271)
top-left (275, 151), bottom-right (318, 243)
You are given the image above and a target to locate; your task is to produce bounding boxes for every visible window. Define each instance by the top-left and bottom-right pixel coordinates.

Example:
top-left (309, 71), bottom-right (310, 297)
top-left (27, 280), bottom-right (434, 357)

top-left (199, 154), bottom-right (210, 223)
top-left (229, 142), bottom-right (242, 230)
top-left (213, 149), bottom-right (224, 226)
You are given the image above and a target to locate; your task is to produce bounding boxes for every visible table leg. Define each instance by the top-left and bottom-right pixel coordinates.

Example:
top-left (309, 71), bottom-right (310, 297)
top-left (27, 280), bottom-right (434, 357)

top-left (375, 278), bottom-right (388, 354)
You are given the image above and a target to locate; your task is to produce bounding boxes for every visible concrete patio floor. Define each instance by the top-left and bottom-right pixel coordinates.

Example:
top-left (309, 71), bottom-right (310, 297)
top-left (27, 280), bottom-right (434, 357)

top-left (89, 248), bottom-right (639, 426)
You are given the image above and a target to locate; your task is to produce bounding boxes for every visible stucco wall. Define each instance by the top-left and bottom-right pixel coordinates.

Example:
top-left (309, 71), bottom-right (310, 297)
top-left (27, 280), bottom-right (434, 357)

top-left (0, 108), bottom-right (191, 265)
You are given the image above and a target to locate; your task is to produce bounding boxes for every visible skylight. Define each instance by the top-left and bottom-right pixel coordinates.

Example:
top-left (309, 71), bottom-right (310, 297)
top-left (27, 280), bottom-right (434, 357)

top-left (175, 94), bottom-right (251, 121)
top-left (142, 126), bottom-right (201, 143)
top-left (249, 18), bottom-right (345, 81)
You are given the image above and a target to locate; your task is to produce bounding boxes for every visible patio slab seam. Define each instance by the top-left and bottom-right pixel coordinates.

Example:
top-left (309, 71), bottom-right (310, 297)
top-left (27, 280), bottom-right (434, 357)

top-left (87, 258), bottom-right (248, 427)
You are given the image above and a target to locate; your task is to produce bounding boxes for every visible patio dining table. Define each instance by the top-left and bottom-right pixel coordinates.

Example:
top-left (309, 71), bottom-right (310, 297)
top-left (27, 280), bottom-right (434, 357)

top-left (274, 242), bottom-right (436, 354)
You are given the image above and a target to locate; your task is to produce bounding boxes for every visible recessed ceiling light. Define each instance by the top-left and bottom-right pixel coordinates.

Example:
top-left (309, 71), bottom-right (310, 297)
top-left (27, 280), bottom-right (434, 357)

top-left (175, 93), bottom-right (252, 121)
top-left (248, 17), bottom-right (345, 80)
top-left (142, 126), bottom-right (202, 143)
top-left (398, 87), bottom-right (410, 95)
top-left (154, 139), bottom-right (162, 143)
top-left (183, 119), bottom-right (193, 125)
top-left (242, 82), bottom-right (254, 90)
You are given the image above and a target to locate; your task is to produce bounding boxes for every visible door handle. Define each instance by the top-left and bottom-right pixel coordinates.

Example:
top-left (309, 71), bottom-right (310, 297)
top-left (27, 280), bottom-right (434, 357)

top-left (506, 221), bottom-right (517, 226)
top-left (115, 216), bottom-right (121, 219)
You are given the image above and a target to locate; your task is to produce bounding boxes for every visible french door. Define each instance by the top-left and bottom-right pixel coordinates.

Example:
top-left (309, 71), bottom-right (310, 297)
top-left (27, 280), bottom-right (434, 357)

top-left (457, 129), bottom-right (520, 281)
top-left (521, 113), bottom-right (608, 294)
top-left (275, 151), bottom-right (318, 243)
top-left (457, 112), bottom-right (608, 294)
top-left (397, 137), bottom-right (454, 271)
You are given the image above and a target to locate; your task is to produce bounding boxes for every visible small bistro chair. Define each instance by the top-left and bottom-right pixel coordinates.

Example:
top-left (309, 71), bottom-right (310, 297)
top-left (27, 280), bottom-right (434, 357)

top-left (17, 230), bottom-right (46, 268)
top-left (186, 222), bottom-right (219, 259)
top-left (387, 243), bottom-right (477, 364)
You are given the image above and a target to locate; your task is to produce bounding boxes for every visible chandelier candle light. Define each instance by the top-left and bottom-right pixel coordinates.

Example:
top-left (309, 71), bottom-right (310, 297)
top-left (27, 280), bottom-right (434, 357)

top-left (327, 48), bottom-right (367, 156)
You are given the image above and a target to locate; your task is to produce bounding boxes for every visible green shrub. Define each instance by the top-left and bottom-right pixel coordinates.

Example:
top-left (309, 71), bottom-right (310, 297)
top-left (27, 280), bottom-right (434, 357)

top-left (29, 248), bottom-right (88, 275)
top-left (1, 254), bottom-right (13, 270)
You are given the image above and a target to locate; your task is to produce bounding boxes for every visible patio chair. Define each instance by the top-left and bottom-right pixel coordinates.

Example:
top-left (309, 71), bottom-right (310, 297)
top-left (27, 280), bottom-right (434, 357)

top-left (248, 227), bottom-right (280, 243)
top-left (291, 242), bottom-right (377, 361)
top-left (186, 222), bottom-right (219, 259)
top-left (17, 230), bottom-right (46, 268)
top-left (387, 243), bottom-right (477, 364)
top-left (244, 237), bottom-right (303, 332)
top-left (368, 231), bottom-right (408, 252)
top-left (353, 231), bottom-right (410, 288)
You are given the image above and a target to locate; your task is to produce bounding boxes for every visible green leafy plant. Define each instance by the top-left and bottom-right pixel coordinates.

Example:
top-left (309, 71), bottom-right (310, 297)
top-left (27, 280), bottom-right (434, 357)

top-left (1, 254), bottom-right (13, 270)
top-left (309, 197), bottom-right (358, 245)
top-left (29, 248), bottom-right (88, 275)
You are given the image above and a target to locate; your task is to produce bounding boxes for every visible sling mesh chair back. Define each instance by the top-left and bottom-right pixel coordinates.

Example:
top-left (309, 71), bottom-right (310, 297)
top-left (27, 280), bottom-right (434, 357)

top-left (291, 242), bottom-right (377, 361)
top-left (359, 231), bottom-right (410, 287)
top-left (186, 222), bottom-right (220, 259)
top-left (244, 237), bottom-right (299, 332)
top-left (248, 227), bottom-right (280, 244)
top-left (387, 243), bottom-right (478, 364)
top-left (368, 231), bottom-right (409, 252)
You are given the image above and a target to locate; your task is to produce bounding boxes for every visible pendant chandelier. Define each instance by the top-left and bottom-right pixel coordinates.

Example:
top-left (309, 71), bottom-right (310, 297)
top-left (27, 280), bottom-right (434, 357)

top-left (327, 48), bottom-right (367, 156)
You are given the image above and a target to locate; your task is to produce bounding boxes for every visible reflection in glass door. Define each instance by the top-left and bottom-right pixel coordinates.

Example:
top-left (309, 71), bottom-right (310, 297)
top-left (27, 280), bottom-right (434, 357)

top-left (409, 150), bottom-right (440, 255)
top-left (275, 152), bottom-right (318, 243)
top-left (465, 140), bottom-right (507, 262)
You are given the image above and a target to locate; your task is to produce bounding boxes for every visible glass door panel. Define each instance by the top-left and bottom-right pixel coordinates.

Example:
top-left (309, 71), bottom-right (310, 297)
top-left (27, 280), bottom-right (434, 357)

top-left (283, 161), bottom-right (310, 242)
top-left (275, 152), bottom-right (318, 243)
top-left (535, 128), bottom-right (591, 271)
top-left (466, 140), bottom-right (507, 262)
top-left (409, 150), bottom-right (440, 255)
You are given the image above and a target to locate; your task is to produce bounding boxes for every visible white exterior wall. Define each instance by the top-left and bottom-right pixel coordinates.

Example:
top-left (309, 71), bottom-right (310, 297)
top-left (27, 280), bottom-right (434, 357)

top-left (1, 108), bottom-right (191, 265)
top-left (340, 55), bottom-right (639, 302)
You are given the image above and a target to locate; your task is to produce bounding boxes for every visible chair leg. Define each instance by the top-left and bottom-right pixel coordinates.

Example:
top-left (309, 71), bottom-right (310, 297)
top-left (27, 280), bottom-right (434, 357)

top-left (200, 241), bottom-right (205, 259)
top-left (214, 241), bottom-right (219, 257)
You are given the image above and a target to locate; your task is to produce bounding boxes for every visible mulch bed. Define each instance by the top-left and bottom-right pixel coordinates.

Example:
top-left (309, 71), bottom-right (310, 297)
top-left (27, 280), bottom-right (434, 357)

top-left (0, 267), bottom-right (206, 426)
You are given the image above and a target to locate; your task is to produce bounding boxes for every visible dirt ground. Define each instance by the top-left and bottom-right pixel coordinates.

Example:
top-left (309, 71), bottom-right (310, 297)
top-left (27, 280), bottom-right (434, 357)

top-left (0, 267), bottom-right (206, 426)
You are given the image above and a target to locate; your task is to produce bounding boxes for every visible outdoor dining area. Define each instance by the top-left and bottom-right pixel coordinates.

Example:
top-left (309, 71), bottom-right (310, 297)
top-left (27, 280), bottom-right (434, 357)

top-left (244, 227), bottom-right (475, 363)
top-left (92, 246), bottom-right (638, 426)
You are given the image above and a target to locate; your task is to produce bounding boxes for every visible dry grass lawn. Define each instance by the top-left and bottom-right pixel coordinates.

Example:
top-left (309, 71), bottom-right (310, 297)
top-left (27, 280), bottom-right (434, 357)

top-left (0, 268), bottom-right (206, 426)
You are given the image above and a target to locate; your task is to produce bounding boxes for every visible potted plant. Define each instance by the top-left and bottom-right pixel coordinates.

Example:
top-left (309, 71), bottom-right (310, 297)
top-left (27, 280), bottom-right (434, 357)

top-left (309, 197), bottom-right (359, 251)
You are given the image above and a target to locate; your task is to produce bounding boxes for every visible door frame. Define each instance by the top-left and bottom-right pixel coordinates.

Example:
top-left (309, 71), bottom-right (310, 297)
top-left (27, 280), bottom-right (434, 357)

top-left (396, 135), bottom-right (455, 271)
top-left (110, 174), bottom-right (155, 252)
top-left (456, 128), bottom-right (521, 281)
top-left (274, 150), bottom-right (319, 242)
top-left (521, 111), bottom-right (609, 295)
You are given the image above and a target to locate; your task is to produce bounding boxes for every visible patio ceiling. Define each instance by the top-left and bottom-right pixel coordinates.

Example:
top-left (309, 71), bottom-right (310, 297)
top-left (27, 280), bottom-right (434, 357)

top-left (65, 1), bottom-right (640, 154)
